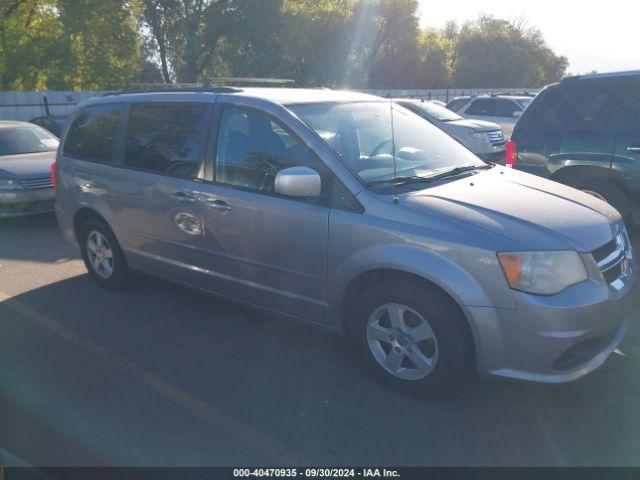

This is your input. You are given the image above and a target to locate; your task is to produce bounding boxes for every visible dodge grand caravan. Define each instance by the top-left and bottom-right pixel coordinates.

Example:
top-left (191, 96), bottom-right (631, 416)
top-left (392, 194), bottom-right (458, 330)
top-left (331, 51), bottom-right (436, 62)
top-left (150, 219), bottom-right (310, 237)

top-left (54, 84), bottom-right (637, 395)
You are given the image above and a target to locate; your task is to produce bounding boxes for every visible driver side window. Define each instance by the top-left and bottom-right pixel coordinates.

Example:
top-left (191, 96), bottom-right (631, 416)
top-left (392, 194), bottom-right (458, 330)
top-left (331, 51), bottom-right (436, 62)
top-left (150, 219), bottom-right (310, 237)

top-left (215, 106), bottom-right (320, 194)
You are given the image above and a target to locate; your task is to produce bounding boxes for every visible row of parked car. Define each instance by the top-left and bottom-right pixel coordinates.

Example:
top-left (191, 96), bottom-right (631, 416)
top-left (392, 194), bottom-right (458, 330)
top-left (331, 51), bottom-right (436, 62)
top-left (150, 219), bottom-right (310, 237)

top-left (0, 72), bottom-right (637, 396)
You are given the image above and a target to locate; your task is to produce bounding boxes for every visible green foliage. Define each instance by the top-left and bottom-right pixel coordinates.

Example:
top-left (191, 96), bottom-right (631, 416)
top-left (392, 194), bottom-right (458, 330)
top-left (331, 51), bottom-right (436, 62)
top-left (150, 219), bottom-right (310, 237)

top-left (0, 1), bottom-right (569, 91)
top-left (0, 0), bottom-right (144, 90)
top-left (450, 15), bottom-right (568, 88)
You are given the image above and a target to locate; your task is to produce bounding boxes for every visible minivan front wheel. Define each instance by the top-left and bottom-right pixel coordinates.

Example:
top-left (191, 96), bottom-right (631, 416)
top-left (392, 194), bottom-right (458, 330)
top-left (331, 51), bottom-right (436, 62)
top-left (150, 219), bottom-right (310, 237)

top-left (79, 218), bottom-right (128, 288)
top-left (354, 279), bottom-right (472, 396)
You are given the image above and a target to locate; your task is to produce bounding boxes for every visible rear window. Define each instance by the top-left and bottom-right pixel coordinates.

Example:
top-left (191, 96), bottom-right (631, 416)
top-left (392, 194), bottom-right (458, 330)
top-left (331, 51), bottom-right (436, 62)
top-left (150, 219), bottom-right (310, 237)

top-left (518, 79), bottom-right (640, 131)
top-left (0, 126), bottom-right (58, 156)
top-left (123, 103), bottom-right (208, 179)
top-left (64, 104), bottom-right (124, 162)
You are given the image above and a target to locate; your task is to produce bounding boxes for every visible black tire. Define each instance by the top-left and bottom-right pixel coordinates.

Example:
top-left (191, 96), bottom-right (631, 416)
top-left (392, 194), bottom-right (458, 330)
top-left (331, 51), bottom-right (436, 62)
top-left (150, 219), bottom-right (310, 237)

top-left (78, 217), bottom-right (128, 288)
top-left (570, 178), bottom-right (631, 222)
top-left (352, 279), bottom-right (474, 396)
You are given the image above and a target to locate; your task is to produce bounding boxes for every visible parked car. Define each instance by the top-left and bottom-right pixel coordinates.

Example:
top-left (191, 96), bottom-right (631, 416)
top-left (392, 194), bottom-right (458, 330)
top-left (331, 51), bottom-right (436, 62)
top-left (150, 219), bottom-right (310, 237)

top-left (29, 114), bottom-right (68, 138)
top-left (446, 95), bottom-right (533, 138)
top-left (395, 98), bottom-right (506, 162)
top-left (0, 121), bottom-right (58, 217)
top-left (54, 85), bottom-right (636, 395)
top-left (510, 70), bottom-right (640, 227)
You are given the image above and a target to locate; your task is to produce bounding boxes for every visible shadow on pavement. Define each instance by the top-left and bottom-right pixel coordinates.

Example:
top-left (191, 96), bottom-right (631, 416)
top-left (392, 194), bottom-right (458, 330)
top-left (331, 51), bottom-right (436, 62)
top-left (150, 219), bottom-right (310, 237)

top-left (1, 271), bottom-right (639, 466)
top-left (0, 214), bottom-right (79, 264)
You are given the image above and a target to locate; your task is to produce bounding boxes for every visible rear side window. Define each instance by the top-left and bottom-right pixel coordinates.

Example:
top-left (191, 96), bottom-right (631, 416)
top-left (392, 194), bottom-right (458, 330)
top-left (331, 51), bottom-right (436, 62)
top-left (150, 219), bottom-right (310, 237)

top-left (124, 103), bottom-right (208, 179)
top-left (446, 98), bottom-right (469, 112)
top-left (494, 99), bottom-right (521, 117)
top-left (64, 104), bottom-right (123, 162)
top-left (465, 99), bottom-right (495, 116)
top-left (520, 80), bottom-right (640, 131)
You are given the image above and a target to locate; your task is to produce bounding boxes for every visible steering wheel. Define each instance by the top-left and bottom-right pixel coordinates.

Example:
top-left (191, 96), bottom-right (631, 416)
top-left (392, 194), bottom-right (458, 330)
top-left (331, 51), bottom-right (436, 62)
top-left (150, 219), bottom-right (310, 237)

top-left (369, 137), bottom-right (392, 157)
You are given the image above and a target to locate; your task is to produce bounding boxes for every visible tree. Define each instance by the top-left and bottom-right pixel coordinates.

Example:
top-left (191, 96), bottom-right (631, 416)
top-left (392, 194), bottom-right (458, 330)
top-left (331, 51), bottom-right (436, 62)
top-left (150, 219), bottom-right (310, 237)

top-left (138, 0), bottom-right (239, 83)
top-left (416, 27), bottom-right (452, 88)
top-left (450, 15), bottom-right (568, 87)
top-left (0, 0), bottom-right (145, 90)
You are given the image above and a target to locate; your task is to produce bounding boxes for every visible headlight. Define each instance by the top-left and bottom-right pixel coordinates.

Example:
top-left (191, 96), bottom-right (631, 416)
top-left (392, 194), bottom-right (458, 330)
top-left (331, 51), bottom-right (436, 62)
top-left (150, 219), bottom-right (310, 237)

top-left (468, 131), bottom-right (483, 139)
top-left (0, 177), bottom-right (23, 190)
top-left (498, 251), bottom-right (588, 295)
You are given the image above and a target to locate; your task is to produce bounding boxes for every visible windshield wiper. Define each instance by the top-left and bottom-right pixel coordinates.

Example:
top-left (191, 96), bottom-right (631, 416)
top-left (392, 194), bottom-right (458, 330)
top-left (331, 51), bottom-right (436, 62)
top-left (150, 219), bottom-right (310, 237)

top-left (367, 164), bottom-right (492, 187)
top-left (421, 164), bottom-right (492, 182)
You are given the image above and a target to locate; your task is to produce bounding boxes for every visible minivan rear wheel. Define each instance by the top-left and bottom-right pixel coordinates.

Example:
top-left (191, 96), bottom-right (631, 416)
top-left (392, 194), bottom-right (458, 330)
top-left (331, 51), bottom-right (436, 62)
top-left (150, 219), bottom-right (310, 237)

top-left (353, 279), bottom-right (473, 396)
top-left (79, 218), bottom-right (128, 288)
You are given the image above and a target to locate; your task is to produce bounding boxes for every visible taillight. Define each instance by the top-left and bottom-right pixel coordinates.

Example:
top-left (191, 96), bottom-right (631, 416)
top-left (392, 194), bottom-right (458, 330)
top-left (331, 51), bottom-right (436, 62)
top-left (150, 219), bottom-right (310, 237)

top-left (50, 162), bottom-right (57, 190)
top-left (505, 140), bottom-right (517, 168)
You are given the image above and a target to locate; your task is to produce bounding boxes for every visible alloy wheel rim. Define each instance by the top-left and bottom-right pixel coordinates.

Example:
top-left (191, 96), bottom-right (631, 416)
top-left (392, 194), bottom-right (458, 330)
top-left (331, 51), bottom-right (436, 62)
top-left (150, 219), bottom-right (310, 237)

top-left (86, 230), bottom-right (114, 279)
top-left (366, 303), bottom-right (439, 381)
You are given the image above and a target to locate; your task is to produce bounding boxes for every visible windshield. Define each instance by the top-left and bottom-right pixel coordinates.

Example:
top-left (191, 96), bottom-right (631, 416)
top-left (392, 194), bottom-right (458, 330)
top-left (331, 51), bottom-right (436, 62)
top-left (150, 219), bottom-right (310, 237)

top-left (0, 126), bottom-right (59, 156)
top-left (289, 101), bottom-right (483, 185)
top-left (405, 101), bottom-right (463, 122)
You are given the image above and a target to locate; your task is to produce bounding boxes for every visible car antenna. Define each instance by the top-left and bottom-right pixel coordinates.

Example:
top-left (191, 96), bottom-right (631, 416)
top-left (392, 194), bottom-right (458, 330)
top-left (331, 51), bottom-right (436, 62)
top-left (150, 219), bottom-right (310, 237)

top-left (389, 98), bottom-right (397, 181)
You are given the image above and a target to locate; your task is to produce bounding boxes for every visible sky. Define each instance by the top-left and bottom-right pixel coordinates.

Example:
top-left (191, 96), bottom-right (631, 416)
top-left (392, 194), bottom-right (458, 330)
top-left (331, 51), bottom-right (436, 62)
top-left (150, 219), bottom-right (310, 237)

top-left (417, 0), bottom-right (639, 75)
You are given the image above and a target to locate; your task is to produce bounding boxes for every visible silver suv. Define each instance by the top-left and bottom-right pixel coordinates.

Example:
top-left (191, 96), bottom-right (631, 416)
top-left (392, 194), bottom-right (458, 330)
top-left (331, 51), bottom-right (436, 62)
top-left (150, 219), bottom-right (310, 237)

top-left (446, 94), bottom-right (533, 138)
top-left (394, 99), bottom-right (506, 162)
top-left (54, 85), bottom-right (636, 395)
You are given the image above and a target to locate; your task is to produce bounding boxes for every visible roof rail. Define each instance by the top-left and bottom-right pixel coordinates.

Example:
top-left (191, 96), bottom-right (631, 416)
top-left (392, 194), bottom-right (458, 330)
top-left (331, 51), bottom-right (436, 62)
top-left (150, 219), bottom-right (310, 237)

top-left (203, 77), bottom-right (296, 87)
top-left (121, 83), bottom-right (241, 94)
top-left (561, 70), bottom-right (640, 82)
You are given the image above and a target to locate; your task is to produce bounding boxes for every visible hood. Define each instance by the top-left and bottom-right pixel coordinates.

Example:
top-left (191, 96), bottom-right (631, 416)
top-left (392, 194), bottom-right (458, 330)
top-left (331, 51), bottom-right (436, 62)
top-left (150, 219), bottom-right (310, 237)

top-left (402, 166), bottom-right (620, 252)
top-left (442, 118), bottom-right (502, 131)
top-left (0, 151), bottom-right (57, 179)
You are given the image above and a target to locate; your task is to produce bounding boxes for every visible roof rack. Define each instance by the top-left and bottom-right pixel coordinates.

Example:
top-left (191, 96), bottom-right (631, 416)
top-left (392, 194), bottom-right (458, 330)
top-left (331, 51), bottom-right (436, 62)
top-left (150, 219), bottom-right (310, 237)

top-left (122, 83), bottom-right (241, 94)
top-left (203, 77), bottom-right (296, 87)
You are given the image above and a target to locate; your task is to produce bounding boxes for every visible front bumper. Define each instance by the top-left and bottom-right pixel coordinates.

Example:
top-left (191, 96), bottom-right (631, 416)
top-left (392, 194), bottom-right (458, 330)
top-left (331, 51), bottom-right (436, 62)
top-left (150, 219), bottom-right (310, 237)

top-left (0, 188), bottom-right (55, 217)
top-left (468, 272), bottom-right (637, 383)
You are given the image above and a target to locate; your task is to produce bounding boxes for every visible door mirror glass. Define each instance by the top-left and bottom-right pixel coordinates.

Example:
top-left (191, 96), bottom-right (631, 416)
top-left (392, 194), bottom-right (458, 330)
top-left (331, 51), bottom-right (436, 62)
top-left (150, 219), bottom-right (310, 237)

top-left (275, 166), bottom-right (321, 197)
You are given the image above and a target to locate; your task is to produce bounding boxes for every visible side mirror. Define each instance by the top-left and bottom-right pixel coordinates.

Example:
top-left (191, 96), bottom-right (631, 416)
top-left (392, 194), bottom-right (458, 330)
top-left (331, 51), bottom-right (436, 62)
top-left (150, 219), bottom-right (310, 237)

top-left (275, 166), bottom-right (321, 198)
top-left (512, 110), bottom-right (522, 119)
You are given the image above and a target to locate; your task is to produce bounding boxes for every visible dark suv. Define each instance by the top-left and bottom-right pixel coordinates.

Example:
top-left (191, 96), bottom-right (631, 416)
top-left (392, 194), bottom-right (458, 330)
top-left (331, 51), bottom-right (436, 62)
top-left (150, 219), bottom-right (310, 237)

top-left (509, 70), bottom-right (640, 226)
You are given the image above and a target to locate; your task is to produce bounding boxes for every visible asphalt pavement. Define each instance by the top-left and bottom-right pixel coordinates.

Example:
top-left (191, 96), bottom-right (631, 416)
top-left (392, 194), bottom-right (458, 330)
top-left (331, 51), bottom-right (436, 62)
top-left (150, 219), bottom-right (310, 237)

top-left (1, 214), bottom-right (639, 467)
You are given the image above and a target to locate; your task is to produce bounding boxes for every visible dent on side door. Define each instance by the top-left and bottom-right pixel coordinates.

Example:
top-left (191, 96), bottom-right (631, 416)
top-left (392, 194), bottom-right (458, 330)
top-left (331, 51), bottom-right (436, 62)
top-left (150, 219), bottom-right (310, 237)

top-left (198, 185), bottom-right (330, 323)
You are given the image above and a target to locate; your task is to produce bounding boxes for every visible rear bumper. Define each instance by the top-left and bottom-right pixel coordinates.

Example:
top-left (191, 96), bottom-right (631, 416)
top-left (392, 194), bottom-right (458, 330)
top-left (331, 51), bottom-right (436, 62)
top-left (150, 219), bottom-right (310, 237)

top-left (0, 188), bottom-right (55, 217)
top-left (468, 272), bottom-right (637, 383)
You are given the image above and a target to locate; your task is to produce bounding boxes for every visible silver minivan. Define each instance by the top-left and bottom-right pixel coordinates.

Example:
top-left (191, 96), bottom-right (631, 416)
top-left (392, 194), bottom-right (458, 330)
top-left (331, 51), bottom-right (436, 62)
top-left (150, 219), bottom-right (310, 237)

top-left (54, 85), bottom-right (637, 395)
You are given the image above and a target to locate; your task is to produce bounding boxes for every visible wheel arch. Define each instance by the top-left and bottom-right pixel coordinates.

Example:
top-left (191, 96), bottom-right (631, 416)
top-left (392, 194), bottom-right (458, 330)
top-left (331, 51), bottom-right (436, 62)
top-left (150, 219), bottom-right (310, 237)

top-left (551, 164), bottom-right (631, 197)
top-left (339, 267), bottom-right (478, 368)
top-left (73, 207), bottom-right (111, 244)
top-left (339, 268), bottom-right (478, 370)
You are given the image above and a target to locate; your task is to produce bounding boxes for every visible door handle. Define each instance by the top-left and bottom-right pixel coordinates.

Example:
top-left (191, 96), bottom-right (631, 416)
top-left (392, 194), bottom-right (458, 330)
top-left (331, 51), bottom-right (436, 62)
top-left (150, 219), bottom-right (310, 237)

top-left (172, 191), bottom-right (196, 204)
top-left (626, 146), bottom-right (640, 153)
top-left (205, 199), bottom-right (232, 211)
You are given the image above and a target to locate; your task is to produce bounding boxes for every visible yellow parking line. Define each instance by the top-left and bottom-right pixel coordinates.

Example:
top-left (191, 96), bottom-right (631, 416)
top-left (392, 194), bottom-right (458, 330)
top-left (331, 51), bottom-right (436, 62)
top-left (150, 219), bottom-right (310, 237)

top-left (0, 289), bottom-right (307, 465)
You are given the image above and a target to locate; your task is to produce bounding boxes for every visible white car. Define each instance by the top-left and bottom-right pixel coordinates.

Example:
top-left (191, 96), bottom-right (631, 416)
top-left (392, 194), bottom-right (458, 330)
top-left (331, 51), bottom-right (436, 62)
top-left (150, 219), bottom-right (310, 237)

top-left (396, 99), bottom-right (506, 163)
top-left (445, 95), bottom-right (533, 138)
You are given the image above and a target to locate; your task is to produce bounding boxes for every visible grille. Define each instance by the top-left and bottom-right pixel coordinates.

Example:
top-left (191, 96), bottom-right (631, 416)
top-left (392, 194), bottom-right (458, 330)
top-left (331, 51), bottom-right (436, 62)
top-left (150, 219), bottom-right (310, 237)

top-left (485, 130), bottom-right (505, 146)
top-left (0, 200), bottom-right (55, 215)
top-left (480, 151), bottom-right (505, 163)
top-left (20, 177), bottom-right (54, 189)
top-left (592, 231), bottom-right (633, 291)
